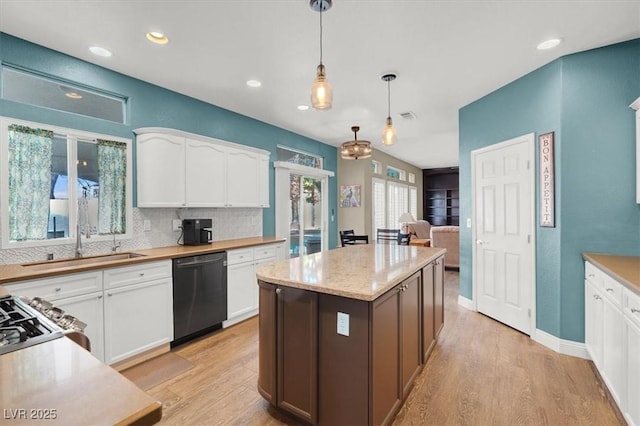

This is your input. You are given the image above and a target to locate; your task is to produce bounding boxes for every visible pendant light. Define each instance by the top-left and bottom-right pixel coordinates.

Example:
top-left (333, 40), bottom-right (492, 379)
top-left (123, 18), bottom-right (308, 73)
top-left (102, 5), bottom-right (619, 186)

top-left (341, 126), bottom-right (372, 160)
top-left (310, 0), bottom-right (333, 110)
top-left (381, 73), bottom-right (397, 145)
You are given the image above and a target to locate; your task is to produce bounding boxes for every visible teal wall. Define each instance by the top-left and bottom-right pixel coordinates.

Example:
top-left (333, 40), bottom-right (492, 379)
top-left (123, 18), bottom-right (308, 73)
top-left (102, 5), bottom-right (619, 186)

top-left (0, 33), bottom-right (338, 248)
top-left (459, 39), bottom-right (640, 342)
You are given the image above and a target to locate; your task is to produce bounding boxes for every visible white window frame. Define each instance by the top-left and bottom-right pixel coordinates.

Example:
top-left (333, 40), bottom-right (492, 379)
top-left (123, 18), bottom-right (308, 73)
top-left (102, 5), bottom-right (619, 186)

top-left (371, 177), bottom-right (386, 239)
top-left (0, 117), bottom-right (133, 249)
top-left (387, 181), bottom-right (408, 229)
top-left (409, 186), bottom-right (418, 221)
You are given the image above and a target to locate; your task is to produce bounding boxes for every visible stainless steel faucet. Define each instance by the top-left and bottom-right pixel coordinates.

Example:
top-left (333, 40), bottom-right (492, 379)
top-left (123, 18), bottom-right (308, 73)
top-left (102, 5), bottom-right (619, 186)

top-left (111, 231), bottom-right (121, 254)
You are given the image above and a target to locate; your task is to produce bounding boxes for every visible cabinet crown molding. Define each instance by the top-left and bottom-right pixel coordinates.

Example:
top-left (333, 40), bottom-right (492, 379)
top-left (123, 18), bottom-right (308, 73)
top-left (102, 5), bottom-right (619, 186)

top-left (133, 127), bottom-right (270, 156)
top-left (630, 97), bottom-right (640, 111)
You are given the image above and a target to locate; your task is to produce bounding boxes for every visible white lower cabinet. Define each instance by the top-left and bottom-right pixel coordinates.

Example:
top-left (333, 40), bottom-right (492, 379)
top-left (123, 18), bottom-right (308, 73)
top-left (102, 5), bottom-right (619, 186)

top-left (104, 278), bottom-right (173, 365)
top-left (224, 243), bottom-right (284, 328)
top-left (585, 260), bottom-right (639, 423)
top-left (54, 291), bottom-right (105, 362)
top-left (4, 260), bottom-right (173, 366)
top-left (624, 288), bottom-right (640, 426)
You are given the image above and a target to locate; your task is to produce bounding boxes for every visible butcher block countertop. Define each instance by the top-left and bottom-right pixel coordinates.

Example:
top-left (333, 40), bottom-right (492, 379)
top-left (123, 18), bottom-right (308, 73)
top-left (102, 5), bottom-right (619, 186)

top-left (0, 236), bottom-right (285, 285)
top-left (256, 244), bottom-right (446, 301)
top-left (1, 337), bottom-right (161, 425)
top-left (583, 253), bottom-right (640, 295)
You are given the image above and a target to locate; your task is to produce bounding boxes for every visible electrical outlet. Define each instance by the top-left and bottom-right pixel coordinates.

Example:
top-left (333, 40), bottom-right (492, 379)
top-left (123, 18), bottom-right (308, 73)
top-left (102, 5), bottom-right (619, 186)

top-left (143, 220), bottom-right (151, 232)
top-left (466, 218), bottom-right (472, 228)
top-left (337, 312), bottom-right (349, 337)
top-left (172, 219), bottom-right (182, 231)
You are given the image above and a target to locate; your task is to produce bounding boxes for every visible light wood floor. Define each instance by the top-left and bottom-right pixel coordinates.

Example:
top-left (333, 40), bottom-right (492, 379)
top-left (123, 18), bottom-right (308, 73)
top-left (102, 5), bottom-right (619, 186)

top-left (143, 272), bottom-right (622, 425)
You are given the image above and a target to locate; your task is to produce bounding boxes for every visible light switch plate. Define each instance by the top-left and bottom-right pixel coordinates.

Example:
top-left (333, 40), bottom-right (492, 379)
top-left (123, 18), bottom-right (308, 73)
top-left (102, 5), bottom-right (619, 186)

top-left (466, 218), bottom-right (472, 228)
top-left (337, 312), bottom-right (349, 337)
top-left (143, 220), bottom-right (151, 232)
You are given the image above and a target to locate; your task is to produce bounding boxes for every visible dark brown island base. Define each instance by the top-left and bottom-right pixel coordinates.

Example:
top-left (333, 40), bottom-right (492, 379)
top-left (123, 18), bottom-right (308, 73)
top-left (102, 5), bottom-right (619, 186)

top-left (255, 244), bottom-right (446, 425)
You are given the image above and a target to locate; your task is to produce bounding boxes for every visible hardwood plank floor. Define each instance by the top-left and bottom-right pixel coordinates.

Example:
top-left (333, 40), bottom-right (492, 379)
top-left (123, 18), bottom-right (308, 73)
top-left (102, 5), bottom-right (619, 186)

top-left (143, 272), bottom-right (621, 425)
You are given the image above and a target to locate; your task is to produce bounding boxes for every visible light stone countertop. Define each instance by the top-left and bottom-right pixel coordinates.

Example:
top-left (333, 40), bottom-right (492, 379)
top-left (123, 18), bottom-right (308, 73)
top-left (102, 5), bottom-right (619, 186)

top-left (256, 244), bottom-right (446, 301)
top-left (583, 253), bottom-right (640, 295)
top-left (0, 236), bottom-right (285, 285)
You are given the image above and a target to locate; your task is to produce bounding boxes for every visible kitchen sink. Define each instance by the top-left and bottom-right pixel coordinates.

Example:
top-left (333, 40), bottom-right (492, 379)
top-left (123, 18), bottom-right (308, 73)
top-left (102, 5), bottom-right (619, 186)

top-left (22, 252), bottom-right (147, 271)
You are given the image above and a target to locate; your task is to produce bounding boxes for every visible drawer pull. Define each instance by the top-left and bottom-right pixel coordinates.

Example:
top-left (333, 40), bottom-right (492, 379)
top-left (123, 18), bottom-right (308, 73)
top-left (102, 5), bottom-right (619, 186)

top-left (139, 272), bottom-right (145, 276)
top-left (107, 293), bottom-right (112, 297)
top-left (593, 295), bottom-right (601, 300)
top-left (605, 288), bottom-right (614, 293)
top-left (632, 308), bottom-right (640, 314)
top-left (97, 295), bottom-right (103, 299)
top-left (588, 273), bottom-right (595, 278)
top-left (55, 287), bottom-right (61, 292)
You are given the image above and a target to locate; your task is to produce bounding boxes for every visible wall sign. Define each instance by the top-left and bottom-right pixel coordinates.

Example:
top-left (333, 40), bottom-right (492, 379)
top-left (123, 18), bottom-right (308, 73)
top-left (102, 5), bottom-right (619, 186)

top-left (539, 132), bottom-right (555, 227)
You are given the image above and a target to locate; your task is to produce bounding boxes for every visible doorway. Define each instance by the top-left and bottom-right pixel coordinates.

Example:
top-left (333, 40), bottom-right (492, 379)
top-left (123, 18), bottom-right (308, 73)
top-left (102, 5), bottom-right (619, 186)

top-left (274, 161), bottom-right (334, 258)
top-left (471, 133), bottom-right (535, 335)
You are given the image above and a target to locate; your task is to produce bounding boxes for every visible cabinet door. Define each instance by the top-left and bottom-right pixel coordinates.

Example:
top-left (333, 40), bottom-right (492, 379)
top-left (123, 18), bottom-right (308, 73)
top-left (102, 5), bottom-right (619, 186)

top-left (434, 256), bottom-right (445, 337)
top-left (104, 278), bottom-right (173, 365)
top-left (136, 133), bottom-right (185, 207)
top-left (400, 271), bottom-right (422, 399)
top-left (585, 280), bottom-right (604, 369)
top-left (258, 155), bottom-right (270, 208)
top-left (226, 261), bottom-right (256, 321)
top-left (371, 286), bottom-right (402, 426)
top-left (227, 148), bottom-right (260, 207)
top-left (603, 296), bottom-right (624, 405)
top-left (276, 286), bottom-right (318, 424)
top-left (185, 138), bottom-right (227, 207)
top-left (55, 292), bottom-right (105, 362)
top-left (625, 314), bottom-right (640, 426)
top-left (257, 281), bottom-right (277, 404)
top-left (422, 263), bottom-right (436, 363)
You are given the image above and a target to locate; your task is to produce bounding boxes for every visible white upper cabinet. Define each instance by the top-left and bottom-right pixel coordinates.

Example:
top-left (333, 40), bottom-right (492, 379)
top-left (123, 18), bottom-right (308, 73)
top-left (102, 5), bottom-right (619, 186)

top-left (136, 132), bottom-right (185, 207)
top-left (135, 128), bottom-right (270, 208)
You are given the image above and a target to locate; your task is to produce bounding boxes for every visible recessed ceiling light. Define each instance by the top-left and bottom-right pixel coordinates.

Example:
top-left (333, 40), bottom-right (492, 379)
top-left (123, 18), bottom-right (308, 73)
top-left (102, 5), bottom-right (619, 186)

top-left (146, 31), bottom-right (169, 45)
top-left (537, 38), bottom-right (562, 50)
top-left (89, 46), bottom-right (112, 57)
top-left (65, 92), bottom-right (83, 99)
top-left (297, 105), bottom-right (310, 111)
top-left (246, 80), bottom-right (262, 88)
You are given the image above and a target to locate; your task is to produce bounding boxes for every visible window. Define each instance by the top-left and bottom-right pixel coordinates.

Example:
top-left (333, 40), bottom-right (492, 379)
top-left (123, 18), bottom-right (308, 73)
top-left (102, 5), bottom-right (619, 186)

top-left (371, 160), bottom-right (381, 174)
top-left (1, 66), bottom-right (127, 124)
top-left (372, 178), bottom-right (386, 238)
top-left (408, 172), bottom-right (415, 184)
top-left (409, 186), bottom-right (418, 221)
top-left (276, 145), bottom-right (323, 169)
top-left (387, 181), bottom-right (408, 230)
top-left (1, 117), bottom-right (132, 248)
top-left (386, 165), bottom-right (406, 181)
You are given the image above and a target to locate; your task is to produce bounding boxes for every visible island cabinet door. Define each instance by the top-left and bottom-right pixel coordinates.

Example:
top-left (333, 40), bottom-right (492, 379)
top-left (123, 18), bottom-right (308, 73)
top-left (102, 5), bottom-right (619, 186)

top-left (400, 271), bottom-right (422, 399)
top-left (371, 285), bottom-right (402, 426)
top-left (422, 263), bottom-right (436, 363)
top-left (434, 256), bottom-right (445, 338)
top-left (257, 281), bottom-right (277, 404)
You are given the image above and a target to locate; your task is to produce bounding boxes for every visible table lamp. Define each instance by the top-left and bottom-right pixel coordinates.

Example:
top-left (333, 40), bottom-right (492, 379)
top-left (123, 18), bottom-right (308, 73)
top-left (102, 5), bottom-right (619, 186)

top-left (398, 212), bottom-right (416, 234)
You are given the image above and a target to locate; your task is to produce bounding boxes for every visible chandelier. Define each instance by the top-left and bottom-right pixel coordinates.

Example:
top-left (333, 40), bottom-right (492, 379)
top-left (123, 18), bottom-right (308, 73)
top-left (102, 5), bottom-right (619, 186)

top-left (341, 126), bottom-right (372, 160)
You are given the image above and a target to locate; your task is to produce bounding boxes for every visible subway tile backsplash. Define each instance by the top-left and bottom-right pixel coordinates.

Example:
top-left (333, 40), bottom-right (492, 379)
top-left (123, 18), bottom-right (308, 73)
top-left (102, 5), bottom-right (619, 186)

top-left (0, 208), bottom-right (263, 265)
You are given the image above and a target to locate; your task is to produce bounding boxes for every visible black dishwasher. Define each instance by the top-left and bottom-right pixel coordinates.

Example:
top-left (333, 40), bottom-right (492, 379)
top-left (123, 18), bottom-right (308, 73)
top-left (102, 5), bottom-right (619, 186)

top-left (172, 252), bottom-right (227, 346)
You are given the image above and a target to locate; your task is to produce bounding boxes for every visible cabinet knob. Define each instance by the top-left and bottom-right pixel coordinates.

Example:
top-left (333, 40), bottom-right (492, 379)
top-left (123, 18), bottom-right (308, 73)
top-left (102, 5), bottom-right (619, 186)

top-left (55, 287), bottom-right (61, 292)
top-left (140, 272), bottom-right (145, 276)
top-left (588, 273), bottom-right (595, 278)
top-left (632, 308), bottom-right (640, 314)
top-left (107, 293), bottom-right (112, 297)
top-left (98, 295), bottom-right (103, 299)
top-left (605, 288), bottom-right (614, 293)
top-left (275, 288), bottom-right (282, 295)
top-left (593, 295), bottom-right (601, 300)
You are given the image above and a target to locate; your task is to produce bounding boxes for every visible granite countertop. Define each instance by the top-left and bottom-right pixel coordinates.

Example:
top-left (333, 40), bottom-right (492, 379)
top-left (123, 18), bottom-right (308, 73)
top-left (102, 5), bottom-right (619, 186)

top-left (583, 253), bottom-right (640, 295)
top-left (0, 337), bottom-right (161, 425)
top-left (0, 236), bottom-right (285, 285)
top-left (256, 244), bottom-right (446, 301)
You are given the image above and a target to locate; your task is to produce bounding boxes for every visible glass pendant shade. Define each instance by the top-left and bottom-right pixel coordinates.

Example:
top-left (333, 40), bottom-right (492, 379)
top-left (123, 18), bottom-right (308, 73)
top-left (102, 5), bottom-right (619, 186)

top-left (341, 126), bottom-right (372, 160)
top-left (382, 117), bottom-right (397, 145)
top-left (311, 64), bottom-right (333, 110)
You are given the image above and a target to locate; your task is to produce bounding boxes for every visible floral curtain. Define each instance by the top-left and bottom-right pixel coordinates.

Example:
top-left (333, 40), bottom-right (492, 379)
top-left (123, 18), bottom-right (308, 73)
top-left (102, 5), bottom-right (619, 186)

top-left (97, 139), bottom-right (127, 234)
top-left (8, 125), bottom-right (54, 241)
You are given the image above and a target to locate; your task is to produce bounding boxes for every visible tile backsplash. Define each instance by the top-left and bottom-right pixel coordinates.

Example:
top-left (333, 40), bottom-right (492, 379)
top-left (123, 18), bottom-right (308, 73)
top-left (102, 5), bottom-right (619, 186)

top-left (0, 208), bottom-right (263, 265)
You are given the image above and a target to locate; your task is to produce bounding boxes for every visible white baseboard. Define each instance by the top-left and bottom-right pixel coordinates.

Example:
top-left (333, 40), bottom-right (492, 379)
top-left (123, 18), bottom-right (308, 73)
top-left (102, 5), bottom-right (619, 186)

top-left (458, 295), bottom-right (475, 311)
top-left (222, 309), bottom-right (258, 328)
top-left (533, 328), bottom-right (590, 359)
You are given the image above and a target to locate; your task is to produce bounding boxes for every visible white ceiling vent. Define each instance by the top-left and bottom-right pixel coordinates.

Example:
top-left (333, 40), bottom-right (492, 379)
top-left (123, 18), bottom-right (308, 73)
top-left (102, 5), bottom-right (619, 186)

top-left (399, 111), bottom-right (417, 120)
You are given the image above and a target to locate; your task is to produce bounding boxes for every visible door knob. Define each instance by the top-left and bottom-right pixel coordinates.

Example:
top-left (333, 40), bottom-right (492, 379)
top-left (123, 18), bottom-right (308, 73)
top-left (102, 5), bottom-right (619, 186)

top-left (476, 239), bottom-right (484, 245)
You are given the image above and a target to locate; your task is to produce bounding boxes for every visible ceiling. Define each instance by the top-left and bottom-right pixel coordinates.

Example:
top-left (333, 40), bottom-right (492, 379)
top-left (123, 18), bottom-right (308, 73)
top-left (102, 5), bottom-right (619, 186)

top-left (0, 1), bottom-right (638, 169)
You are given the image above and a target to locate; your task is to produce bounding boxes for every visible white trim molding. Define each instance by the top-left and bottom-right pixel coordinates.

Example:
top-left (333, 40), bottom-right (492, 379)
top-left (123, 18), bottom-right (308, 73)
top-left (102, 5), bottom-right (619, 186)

top-left (458, 295), bottom-right (475, 311)
top-left (533, 329), bottom-right (590, 360)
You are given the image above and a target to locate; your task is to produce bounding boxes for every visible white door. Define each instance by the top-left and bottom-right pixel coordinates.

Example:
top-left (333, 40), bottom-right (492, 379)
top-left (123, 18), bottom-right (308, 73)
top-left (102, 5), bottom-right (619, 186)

top-left (472, 134), bottom-right (534, 335)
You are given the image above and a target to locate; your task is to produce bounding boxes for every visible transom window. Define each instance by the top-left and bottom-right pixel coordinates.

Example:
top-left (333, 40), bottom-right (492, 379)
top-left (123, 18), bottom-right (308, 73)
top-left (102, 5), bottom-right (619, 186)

top-left (386, 165), bottom-right (406, 181)
top-left (277, 145), bottom-right (323, 169)
top-left (0, 117), bottom-right (132, 248)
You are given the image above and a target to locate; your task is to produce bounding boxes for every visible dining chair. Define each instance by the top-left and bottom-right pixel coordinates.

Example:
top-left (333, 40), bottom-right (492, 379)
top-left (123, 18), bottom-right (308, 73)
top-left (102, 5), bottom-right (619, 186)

top-left (376, 228), bottom-right (400, 244)
top-left (339, 230), bottom-right (355, 247)
top-left (397, 232), bottom-right (412, 245)
top-left (342, 234), bottom-right (369, 246)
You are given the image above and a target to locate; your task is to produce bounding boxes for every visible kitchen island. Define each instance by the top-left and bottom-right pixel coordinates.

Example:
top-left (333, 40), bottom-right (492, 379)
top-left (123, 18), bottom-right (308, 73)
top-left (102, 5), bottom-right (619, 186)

top-left (255, 244), bottom-right (446, 425)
